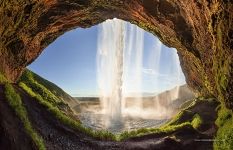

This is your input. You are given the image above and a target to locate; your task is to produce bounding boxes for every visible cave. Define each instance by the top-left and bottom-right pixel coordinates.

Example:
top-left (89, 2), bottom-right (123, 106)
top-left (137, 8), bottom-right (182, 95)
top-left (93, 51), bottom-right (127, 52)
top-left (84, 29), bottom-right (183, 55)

top-left (0, 0), bottom-right (232, 150)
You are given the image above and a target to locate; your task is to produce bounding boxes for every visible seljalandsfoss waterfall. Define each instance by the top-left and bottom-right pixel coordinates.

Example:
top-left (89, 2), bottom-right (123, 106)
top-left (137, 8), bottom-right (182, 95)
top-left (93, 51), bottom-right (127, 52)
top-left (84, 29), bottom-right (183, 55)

top-left (78, 19), bottom-right (189, 133)
top-left (93, 19), bottom-right (186, 132)
top-left (97, 19), bottom-right (125, 127)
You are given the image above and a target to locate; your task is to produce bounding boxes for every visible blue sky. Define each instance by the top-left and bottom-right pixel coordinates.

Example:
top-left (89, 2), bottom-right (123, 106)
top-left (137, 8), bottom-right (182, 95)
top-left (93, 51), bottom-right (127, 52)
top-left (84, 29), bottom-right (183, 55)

top-left (28, 21), bottom-right (186, 97)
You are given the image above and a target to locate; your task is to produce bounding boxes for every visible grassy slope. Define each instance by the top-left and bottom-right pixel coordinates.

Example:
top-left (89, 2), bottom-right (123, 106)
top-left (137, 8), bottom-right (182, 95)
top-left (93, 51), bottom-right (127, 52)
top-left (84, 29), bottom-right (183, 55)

top-left (18, 69), bottom-right (78, 116)
top-left (18, 70), bottom-right (116, 140)
top-left (21, 69), bottom-right (77, 106)
top-left (19, 82), bottom-right (116, 140)
top-left (4, 83), bottom-right (45, 150)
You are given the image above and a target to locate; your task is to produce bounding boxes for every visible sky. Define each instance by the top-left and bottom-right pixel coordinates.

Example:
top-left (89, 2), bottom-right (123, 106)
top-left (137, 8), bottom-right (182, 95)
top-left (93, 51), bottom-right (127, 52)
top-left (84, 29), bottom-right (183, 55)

top-left (28, 20), bottom-right (186, 97)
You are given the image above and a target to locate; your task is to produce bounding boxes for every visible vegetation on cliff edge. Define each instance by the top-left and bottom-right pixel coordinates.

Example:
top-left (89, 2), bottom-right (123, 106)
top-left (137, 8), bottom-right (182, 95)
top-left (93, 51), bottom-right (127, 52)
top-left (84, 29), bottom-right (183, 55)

top-left (18, 69), bottom-right (76, 117)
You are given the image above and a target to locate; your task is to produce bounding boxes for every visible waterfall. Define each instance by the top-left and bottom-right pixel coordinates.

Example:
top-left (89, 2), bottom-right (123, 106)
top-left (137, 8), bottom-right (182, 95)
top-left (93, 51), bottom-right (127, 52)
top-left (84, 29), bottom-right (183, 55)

top-left (169, 48), bottom-right (184, 100)
top-left (147, 38), bottom-right (167, 117)
top-left (97, 19), bottom-right (145, 126)
top-left (97, 19), bottom-right (125, 126)
top-left (97, 18), bottom-right (185, 127)
top-left (123, 23), bottom-right (144, 110)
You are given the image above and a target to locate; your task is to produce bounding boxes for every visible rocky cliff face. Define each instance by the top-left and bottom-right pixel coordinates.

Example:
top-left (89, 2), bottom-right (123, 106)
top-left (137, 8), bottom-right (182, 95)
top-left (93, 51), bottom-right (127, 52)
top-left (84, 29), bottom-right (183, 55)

top-left (0, 0), bottom-right (232, 109)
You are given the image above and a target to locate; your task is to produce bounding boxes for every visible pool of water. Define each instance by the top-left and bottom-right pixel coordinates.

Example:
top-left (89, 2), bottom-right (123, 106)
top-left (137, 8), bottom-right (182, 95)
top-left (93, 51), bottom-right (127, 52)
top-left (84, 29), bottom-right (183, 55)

top-left (78, 112), bottom-right (169, 133)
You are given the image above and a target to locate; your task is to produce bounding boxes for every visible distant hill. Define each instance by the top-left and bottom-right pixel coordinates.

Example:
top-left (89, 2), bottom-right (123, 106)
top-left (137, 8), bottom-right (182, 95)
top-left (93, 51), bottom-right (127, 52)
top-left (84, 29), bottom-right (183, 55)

top-left (124, 84), bottom-right (195, 110)
top-left (154, 84), bottom-right (195, 109)
top-left (74, 84), bottom-right (195, 112)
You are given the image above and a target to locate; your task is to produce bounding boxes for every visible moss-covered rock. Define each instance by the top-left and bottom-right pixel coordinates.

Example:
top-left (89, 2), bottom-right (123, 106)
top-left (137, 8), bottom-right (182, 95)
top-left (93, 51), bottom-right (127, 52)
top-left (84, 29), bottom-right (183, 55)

top-left (214, 105), bottom-right (233, 150)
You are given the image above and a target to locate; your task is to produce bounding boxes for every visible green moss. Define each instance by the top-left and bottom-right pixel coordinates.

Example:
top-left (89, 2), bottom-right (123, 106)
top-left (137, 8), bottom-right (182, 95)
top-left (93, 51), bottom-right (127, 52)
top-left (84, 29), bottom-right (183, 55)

top-left (4, 83), bottom-right (45, 150)
top-left (208, 3), bottom-right (231, 106)
top-left (214, 105), bottom-right (233, 150)
top-left (215, 105), bottom-right (232, 127)
top-left (20, 69), bottom-right (74, 103)
top-left (19, 70), bottom-right (66, 107)
top-left (0, 72), bottom-right (8, 83)
top-left (191, 114), bottom-right (203, 129)
top-left (179, 99), bottom-right (195, 110)
top-left (118, 122), bottom-right (192, 141)
top-left (166, 110), bottom-right (192, 126)
top-left (19, 82), bottom-right (116, 141)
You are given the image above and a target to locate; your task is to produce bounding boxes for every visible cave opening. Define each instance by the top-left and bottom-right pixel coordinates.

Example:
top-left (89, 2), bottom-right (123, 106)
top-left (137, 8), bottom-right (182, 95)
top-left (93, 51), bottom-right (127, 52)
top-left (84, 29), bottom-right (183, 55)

top-left (28, 19), bottom-right (194, 133)
top-left (0, 1), bottom-right (232, 149)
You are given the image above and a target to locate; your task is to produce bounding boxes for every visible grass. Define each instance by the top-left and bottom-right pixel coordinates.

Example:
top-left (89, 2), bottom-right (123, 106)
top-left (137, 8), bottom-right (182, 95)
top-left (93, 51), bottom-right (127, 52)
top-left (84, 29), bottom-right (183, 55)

top-left (4, 83), bottom-right (45, 150)
top-left (18, 69), bottom-right (74, 115)
top-left (19, 69), bottom-right (72, 103)
top-left (214, 105), bottom-right (233, 150)
top-left (118, 122), bottom-right (192, 141)
top-left (19, 82), bottom-right (116, 141)
top-left (165, 110), bottom-right (193, 126)
top-left (19, 70), bottom-right (61, 105)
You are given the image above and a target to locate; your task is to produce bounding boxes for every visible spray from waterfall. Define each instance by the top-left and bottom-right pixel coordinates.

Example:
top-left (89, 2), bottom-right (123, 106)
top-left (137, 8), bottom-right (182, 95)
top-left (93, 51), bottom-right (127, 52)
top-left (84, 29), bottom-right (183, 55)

top-left (171, 48), bottom-right (183, 99)
top-left (123, 23), bottom-right (144, 110)
top-left (97, 19), bottom-right (185, 128)
top-left (146, 38), bottom-right (169, 117)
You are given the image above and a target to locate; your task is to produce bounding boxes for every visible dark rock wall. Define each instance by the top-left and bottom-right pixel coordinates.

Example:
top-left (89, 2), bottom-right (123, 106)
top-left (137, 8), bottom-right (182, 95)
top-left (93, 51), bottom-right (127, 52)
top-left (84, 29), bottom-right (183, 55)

top-left (0, 0), bottom-right (232, 109)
